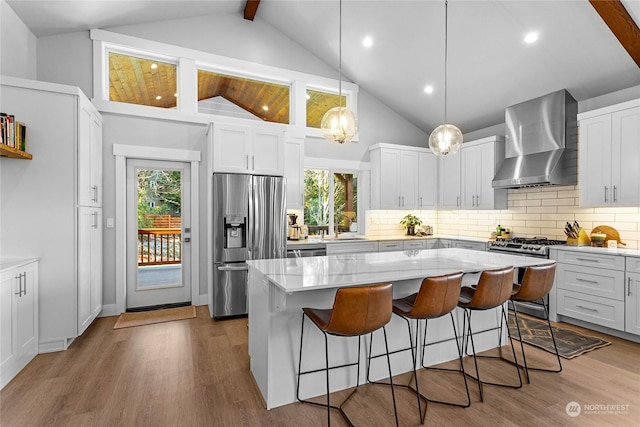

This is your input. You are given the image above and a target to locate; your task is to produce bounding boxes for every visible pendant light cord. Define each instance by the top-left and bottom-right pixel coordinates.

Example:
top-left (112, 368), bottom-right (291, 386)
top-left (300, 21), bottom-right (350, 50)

top-left (444, 0), bottom-right (449, 125)
top-left (339, 0), bottom-right (343, 107)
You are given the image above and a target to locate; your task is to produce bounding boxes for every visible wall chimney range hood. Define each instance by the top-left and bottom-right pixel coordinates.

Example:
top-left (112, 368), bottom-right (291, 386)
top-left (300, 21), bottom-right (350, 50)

top-left (492, 89), bottom-right (578, 189)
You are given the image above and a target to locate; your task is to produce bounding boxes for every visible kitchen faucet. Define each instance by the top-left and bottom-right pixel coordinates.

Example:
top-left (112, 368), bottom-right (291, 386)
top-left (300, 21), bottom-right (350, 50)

top-left (334, 213), bottom-right (352, 238)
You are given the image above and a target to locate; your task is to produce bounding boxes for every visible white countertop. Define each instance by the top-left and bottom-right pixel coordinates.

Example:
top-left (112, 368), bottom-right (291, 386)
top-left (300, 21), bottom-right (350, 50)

top-left (248, 248), bottom-right (551, 293)
top-left (550, 245), bottom-right (640, 257)
top-left (286, 234), bottom-right (486, 249)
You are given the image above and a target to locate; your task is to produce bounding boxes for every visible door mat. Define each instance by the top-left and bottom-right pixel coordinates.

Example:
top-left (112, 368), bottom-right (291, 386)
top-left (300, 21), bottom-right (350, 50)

top-left (508, 313), bottom-right (610, 359)
top-left (113, 305), bottom-right (197, 329)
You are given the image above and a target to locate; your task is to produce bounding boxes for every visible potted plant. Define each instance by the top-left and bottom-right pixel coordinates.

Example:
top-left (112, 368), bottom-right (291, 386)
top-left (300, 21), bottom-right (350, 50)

top-left (400, 214), bottom-right (422, 236)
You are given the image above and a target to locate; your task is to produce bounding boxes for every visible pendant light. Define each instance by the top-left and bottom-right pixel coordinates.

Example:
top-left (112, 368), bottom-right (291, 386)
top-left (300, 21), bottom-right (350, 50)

top-left (429, 0), bottom-right (463, 156)
top-left (321, 0), bottom-right (357, 144)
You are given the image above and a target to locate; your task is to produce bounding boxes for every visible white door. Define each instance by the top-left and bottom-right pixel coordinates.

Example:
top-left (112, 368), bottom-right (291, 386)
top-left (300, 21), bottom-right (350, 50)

top-left (611, 107), bottom-right (640, 207)
top-left (126, 159), bottom-right (191, 309)
top-left (379, 149), bottom-right (401, 209)
top-left (579, 115), bottom-right (613, 207)
top-left (253, 128), bottom-right (284, 175)
top-left (400, 150), bottom-right (419, 209)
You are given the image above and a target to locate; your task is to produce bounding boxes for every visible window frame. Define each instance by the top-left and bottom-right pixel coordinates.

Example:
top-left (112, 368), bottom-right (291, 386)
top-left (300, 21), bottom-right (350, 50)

top-left (91, 29), bottom-right (359, 141)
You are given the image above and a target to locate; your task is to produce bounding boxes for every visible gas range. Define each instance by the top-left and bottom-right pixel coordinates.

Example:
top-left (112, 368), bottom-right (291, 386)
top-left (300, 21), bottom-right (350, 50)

top-left (486, 237), bottom-right (567, 258)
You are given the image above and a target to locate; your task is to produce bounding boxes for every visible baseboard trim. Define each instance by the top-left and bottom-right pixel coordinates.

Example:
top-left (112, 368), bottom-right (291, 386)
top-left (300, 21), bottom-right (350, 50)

top-left (99, 304), bottom-right (118, 317)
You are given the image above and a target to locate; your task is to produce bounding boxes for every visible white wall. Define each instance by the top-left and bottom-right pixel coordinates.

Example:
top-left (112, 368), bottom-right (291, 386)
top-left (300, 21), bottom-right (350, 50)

top-left (0, 0), bottom-right (37, 79)
top-left (34, 13), bottom-right (428, 308)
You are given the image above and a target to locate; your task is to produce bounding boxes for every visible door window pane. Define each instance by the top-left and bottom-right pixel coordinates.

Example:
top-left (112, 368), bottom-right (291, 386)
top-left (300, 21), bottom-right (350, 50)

top-left (109, 52), bottom-right (177, 108)
top-left (198, 70), bottom-right (290, 124)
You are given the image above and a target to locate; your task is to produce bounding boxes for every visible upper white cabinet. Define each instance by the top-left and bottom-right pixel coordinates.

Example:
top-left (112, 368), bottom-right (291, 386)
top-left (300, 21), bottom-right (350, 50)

top-left (77, 96), bottom-right (103, 207)
top-left (578, 99), bottom-right (640, 208)
top-left (212, 123), bottom-right (284, 176)
top-left (0, 77), bottom-right (104, 352)
top-left (438, 152), bottom-right (461, 209)
top-left (460, 136), bottom-right (507, 210)
top-left (1, 259), bottom-right (39, 389)
top-left (439, 136), bottom-right (506, 210)
top-left (370, 143), bottom-right (437, 210)
top-left (284, 136), bottom-right (304, 209)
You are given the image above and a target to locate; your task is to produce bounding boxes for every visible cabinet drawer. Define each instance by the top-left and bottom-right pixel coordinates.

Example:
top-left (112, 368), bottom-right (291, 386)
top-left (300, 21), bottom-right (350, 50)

top-left (554, 251), bottom-right (624, 270)
top-left (378, 241), bottom-right (404, 252)
top-left (403, 240), bottom-right (427, 250)
top-left (556, 289), bottom-right (624, 331)
top-left (326, 242), bottom-right (379, 255)
top-left (454, 241), bottom-right (486, 251)
top-left (627, 256), bottom-right (640, 274)
top-left (556, 263), bottom-right (624, 301)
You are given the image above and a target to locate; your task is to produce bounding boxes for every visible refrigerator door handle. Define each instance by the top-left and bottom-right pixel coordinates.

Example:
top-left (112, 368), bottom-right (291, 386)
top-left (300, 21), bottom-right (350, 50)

top-left (217, 264), bottom-right (249, 272)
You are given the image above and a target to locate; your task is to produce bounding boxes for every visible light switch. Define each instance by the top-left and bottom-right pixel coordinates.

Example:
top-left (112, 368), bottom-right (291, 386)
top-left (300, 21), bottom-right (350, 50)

top-left (106, 218), bottom-right (114, 228)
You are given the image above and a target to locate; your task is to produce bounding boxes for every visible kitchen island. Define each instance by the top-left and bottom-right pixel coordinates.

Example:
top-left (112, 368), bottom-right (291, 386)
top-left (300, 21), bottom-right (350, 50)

top-left (247, 248), bottom-right (552, 409)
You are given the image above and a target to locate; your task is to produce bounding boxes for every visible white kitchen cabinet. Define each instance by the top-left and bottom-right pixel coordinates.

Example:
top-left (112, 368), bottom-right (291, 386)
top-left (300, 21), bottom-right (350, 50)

top-left (326, 241), bottom-right (379, 255)
top-left (453, 240), bottom-right (487, 251)
top-left (77, 96), bottom-right (103, 207)
top-left (284, 137), bottom-right (304, 209)
top-left (553, 250), bottom-right (626, 331)
top-left (378, 240), bottom-right (404, 252)
top-left (403, 239), bottom-right (433, 250)
top-left (0, 77), bottom-right (104, 352)
top-left (1, 259), bottom-right (38, 389)
top-left (77, 207), bottom-right (103, 335)
top-left (438, 153), bottom-right (461, 209)
top-left (212, 123), bottom-right (284, 176)
top-left (579, 99), bottom-right (640, 208)
top-left (625, 257), bottom-right (640, 336)
top-left (460, 136), bottom-right (507, 210)
top-left (370, 143), bottom-right (436, 210)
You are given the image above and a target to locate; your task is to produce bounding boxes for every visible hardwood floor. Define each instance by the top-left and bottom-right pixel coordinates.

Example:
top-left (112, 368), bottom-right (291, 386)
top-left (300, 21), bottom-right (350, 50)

top-left (2, 305), bottom-right (639, 426)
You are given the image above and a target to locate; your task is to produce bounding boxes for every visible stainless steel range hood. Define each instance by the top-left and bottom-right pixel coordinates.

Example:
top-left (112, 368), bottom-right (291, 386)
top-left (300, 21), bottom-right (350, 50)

top-left (492, 89), bottom-right (578, 189)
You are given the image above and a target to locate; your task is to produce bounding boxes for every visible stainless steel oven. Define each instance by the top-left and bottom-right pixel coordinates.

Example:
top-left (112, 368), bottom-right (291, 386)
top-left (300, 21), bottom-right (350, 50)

top-left (487, 237), bottom-right (564, 318)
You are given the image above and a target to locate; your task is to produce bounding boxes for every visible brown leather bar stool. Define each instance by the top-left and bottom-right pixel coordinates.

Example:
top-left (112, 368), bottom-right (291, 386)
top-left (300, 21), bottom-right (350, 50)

top-left (457, 266), bottom-right (522, 401)
top-left (509, 263), bottom-right (562, 383)
top-left (296, 283), bottom-right (398, 427)
top-left (367, 272), bottom-right (470, 424)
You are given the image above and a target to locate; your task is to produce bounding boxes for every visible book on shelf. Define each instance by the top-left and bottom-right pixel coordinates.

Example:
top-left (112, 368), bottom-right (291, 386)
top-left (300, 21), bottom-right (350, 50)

top-left (0, 113), bottom-right (28, 152)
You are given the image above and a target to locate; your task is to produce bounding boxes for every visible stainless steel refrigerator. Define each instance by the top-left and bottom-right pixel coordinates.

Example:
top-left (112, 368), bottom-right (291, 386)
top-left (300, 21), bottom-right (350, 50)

top-left (210, 173), bottom-right (286, 318)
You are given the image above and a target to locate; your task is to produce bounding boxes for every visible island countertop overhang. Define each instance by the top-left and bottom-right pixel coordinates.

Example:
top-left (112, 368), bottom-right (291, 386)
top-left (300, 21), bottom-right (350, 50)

top-left (247, 248), bottom-right (552, 293)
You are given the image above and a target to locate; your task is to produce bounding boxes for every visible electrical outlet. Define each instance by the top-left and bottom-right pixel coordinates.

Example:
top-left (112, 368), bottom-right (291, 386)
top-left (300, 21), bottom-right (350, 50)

top-left (106, 218), bottom-right (114, 228)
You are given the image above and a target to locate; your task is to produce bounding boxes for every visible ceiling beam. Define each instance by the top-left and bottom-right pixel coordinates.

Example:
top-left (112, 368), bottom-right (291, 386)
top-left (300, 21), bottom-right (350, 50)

top-left (244, 0), bottom-right (261, 21)
top-left (589, 0), bottom-right (640, 68)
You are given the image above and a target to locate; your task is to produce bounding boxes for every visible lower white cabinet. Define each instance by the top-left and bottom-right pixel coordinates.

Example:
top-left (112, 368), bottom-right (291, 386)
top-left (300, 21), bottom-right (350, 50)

top-left (326, 241), bottom-right (379, 255)
top-left (1, 259), bottom-right (38, 389)
top-left (453, 240), bottom-right (487, 251)
top-left (77, 207), bottom-right (103, 335)
top-left (378, 241), bottom-right (404, 252)
top-left (625, 257), bottom-right (640, 336)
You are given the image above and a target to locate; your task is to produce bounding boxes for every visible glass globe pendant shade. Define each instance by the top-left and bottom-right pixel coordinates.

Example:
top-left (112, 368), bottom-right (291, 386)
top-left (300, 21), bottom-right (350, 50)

top-left (428, 123), bottom-right (463, 156)
top-left (320, 106), bottom-right (357, 144)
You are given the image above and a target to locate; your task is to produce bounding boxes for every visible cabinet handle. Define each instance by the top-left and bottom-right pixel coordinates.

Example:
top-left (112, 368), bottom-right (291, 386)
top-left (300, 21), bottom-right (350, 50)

top-left (92, 185), bottom-right (99, 202)
top-left (246, 155), bottom-right (249, 169)
top-left (576, 305), bottom-right (599, 313)
top-left (476, 194), bottom-right (480, 207)
top-left (14, 274), bottom-right (22, 296)
top-left (398, 196), bottom-right (401, 207)
top-left (629, 277), bottom-right (632, 297)
top-left (576, 277), bottom-right (599, 285)
top-left (604, 186), bottom-right (608, 203)
top-left (402, 196), bottom-right (404, 207)
top-left (21, 273), bottom-right (26, 296)
top-left (456, 196), bottom-right (460, 207)
top-left (419, 197), bottom-right (422, 208)
top-left (576, 257), bottom-right (598, 263)
top-left (613, 185), bottom-right (617, 203)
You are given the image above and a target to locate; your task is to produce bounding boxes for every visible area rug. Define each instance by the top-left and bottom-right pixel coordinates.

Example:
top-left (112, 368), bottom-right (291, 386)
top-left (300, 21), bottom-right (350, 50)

top-left (508, 313), bottom-right (610, 359)
top-left (113, 305), bottom-right (196, 329)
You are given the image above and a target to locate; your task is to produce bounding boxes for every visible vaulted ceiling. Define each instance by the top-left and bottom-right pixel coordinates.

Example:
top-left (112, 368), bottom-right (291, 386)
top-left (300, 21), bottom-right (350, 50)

top-left (7, 0), bottom-right (640, 135)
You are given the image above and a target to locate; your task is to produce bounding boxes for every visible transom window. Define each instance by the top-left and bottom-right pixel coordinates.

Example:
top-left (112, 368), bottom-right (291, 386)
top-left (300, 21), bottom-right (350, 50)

top-left (197, 70), bottom-right (290, 124)
top-left (306, 89), bottom-right (346, 128)
top-left (108, 52), bottom-right (177, 108)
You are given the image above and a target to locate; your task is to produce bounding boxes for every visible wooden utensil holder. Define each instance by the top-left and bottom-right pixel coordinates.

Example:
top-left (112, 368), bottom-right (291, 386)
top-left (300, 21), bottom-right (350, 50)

top-left (567, 228), bottom-right (591, 246)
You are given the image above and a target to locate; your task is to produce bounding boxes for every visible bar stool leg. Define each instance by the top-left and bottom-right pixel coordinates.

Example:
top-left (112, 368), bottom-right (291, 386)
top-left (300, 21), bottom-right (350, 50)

top-left (509, 301), bottom-right (531, 384)
top-left (382, 326), bottom-right (400, 427)
top-left (463, 309), bottom-right (484, 401)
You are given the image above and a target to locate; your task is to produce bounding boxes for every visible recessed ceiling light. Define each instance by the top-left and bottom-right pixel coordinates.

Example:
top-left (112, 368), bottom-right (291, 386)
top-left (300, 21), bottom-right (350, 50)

top-left (155, 95), bottom-right (162, 100)
top-left (524, 32), bottom-right (538, 44)
top-left (306, 93), bottom-right (311, 100)
top-left (424, 85), bottom-right (434, 94)
top-left (150, 63), bottom-right (158, 69)
top-left (362, 36), bottom-right (373, 48)
top-left (174, 93), bottom-right (177, 97)
top-left (262, 105), bottom-right (269, 111)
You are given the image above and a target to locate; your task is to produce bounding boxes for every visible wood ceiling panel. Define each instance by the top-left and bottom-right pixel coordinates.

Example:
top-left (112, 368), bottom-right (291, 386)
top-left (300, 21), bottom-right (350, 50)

top-left (109, 53), bottom-right (177, 108)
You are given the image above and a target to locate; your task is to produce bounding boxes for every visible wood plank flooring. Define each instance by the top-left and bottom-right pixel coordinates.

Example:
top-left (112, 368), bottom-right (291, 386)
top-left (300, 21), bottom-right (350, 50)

top-left (1, 305), bottom-right (639, 426)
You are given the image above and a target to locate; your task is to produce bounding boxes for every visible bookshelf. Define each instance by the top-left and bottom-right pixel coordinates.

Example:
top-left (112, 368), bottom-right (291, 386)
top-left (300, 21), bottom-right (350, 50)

top-left (0, 144), bottom-right (32, 159)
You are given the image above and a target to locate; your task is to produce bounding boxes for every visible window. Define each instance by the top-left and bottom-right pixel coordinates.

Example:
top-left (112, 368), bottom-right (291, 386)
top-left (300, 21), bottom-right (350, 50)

top-left (108, 52), bottom-right (177, 108)
top-left (306, 89), bottom-right (347, 128)
top-left (197, 70), bottom-right (290, 124)
top-left (304, 169), bottom-right (358, 236)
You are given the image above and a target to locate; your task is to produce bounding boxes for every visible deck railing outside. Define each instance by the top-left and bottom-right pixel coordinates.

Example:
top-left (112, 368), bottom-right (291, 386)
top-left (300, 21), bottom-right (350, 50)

top-left (138, 228), bottom-right (181, 266)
